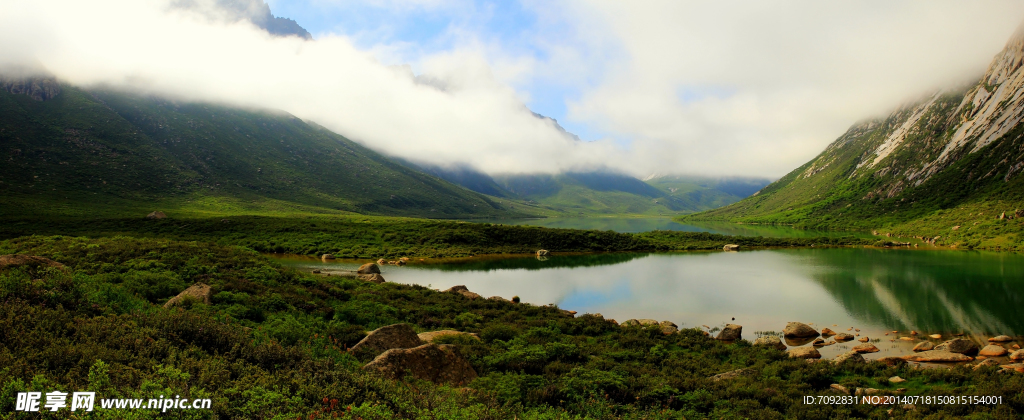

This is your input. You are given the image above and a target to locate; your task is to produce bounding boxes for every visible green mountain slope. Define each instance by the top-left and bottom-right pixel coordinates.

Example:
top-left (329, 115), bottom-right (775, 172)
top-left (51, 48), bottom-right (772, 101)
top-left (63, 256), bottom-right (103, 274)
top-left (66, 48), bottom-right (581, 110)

top-left (688, 26), bottom-right (1024, 250)
top-left (0, 79), bottom-right (515, 219)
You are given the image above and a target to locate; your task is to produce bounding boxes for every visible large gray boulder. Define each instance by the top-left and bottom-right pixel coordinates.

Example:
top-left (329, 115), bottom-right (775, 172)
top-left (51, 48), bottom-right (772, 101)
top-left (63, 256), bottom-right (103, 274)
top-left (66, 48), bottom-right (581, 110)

top-left (783, 322), bottom-right (819, 338)
top-left (444, 285), bottom-right (481, 300)
top-left (753, 336), bottom-right (787, 351)
top-left (834, 351), bottom-right (865, 364)
top-left (357, 263), bottom-right (381, 274)
top-left (716, 324), bottom-right (743, 341)
top-left (363, 343), bottom-right (477, 385)
top-left (349, 323), bottom-right (423, 356)
top-left (935, 338), bottom-right (980, 355)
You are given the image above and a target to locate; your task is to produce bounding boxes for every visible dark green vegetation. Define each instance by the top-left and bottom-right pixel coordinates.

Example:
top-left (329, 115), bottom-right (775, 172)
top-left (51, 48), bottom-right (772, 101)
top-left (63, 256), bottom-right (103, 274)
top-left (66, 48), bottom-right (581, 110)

top-left (0, 82), bottom-right (518, 219)
top-left (3, 236), bottom-right (1022, 419)
top-left (0, 215), bottom-right (871, 259)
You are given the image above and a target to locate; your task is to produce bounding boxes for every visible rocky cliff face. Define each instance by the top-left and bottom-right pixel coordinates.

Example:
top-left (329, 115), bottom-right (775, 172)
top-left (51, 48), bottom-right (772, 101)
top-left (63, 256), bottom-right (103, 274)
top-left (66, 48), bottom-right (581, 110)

top-left (0, 75), bottom-right (61, 101)
top-left (697, 22), bottom-right (1024, 233)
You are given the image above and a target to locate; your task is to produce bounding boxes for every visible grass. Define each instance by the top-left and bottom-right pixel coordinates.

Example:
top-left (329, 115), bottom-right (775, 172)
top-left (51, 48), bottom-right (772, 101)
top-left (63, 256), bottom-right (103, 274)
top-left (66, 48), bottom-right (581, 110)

top-left (1, 236), bottom-right (1021, 419)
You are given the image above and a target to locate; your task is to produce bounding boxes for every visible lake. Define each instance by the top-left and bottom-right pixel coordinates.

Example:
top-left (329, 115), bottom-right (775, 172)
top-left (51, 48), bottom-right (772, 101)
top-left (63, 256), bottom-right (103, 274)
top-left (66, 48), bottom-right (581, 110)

top-left (273, 248), bottom-right (1024, 363)
top-left (468, 217), bottom-right (876, 238)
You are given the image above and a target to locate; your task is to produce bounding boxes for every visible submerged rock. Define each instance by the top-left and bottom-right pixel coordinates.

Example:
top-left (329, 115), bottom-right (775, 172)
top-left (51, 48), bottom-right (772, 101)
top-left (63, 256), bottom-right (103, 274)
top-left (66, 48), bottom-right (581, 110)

top-left (783, 322), bottom-right (819, 338)
top-left (979, 345), bottom-right (1008, 357)
top-left (902, 350), bottom-right (974, 363)
top-left (716, 324), bottom-right (743, 341)
top-left (363, 343), bottom-right (477, 385)
top-left (935, 338), bottom-right (980, 355)
top-left (753, 336), bottom-right (787, 351)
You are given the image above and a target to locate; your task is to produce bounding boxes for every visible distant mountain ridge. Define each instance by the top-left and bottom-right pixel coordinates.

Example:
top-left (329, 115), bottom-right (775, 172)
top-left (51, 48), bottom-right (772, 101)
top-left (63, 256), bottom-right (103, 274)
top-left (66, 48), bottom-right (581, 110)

top-left (0, 79), bottom-right (515, 219)
top-left (691, 22), bottom-right (1024, 249)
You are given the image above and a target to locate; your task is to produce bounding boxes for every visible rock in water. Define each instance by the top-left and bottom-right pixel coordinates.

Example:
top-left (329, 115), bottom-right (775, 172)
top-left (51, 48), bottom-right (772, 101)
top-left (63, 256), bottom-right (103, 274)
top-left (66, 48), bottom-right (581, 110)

top-left (357, 263), bottom-right (380, 274)
top-left (812, 337), bottom-right (825, 346)
top-left (444, 285), bottom-right (481, 299)
top-left (146, 211), bottom-right (167, 219)
top-left (913, 341), bottom-right (934, 352)
top-left (753, 336), bottom-right (787, 351)
top-left (853, 343), bottom-right (880, 353)
top-left (417, 330), bottom-right (480, 343)
top-left (834, 351), bottom-right (865, 364)
top-left (989, 335), bottom-right (1013, 342)
top-left (536, 249), bottom-right (549, 257)
top-left (902, 350), bottom-right (974, 363)
top-left (858, 337), bottom-right (869, 343)
top-left (788, 347), bottom-right (821, 359)
top-left (164, 283), bottom-right (212, 308)
top-left (978, 345), bottom-right (1008, 357)
top-left (722, 244), bottom-right (740, 251)
top-left (821, 328), bottom-right (836, 337)
top-left (358, 273), bottom-right (386, 283)
top-left (322, 254), bottom-right (335, 261)
top-left (935, 338), bottom-right (980, 355)
top-left (708, 368), bottom-right (755, 382)
top-left (349, 324), bottom-right (423, 356)
top-left (716, 324), bottom-right (743, 341)
top-left (834, 333), bottom-right (855, 341)
top-left (783, 322), bottom-right (819, 338)
top-left (363, 343), bottom-right (477, 385)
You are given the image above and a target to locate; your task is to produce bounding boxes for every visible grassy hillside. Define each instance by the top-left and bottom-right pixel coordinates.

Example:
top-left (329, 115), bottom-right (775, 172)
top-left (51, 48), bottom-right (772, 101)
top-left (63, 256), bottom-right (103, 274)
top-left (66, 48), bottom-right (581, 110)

top-left (2, 236), bottom-right (1018, 418)
top-left (0, 82), bottom-right (517, 219)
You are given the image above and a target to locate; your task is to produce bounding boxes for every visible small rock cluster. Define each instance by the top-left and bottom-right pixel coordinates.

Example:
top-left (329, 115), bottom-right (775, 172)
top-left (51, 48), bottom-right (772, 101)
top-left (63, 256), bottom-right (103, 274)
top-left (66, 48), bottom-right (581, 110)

top-left (352, 323), bottom-right (478, 385)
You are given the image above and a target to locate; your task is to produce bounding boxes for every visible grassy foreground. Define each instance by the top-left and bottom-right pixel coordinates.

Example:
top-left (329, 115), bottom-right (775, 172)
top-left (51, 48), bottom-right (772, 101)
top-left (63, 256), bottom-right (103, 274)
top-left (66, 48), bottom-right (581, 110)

top-left (1, 235), bottom-right (1022, 419)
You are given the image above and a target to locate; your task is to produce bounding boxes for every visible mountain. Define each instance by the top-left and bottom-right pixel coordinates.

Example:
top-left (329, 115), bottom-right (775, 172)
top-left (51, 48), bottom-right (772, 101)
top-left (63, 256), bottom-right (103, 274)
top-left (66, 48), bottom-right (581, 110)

top-left (177, 0), bottom-right (313, 39)
top-left (0, 77), bottom-right (517, 219)
top-left (690, 24), bottom-right (1024, 250)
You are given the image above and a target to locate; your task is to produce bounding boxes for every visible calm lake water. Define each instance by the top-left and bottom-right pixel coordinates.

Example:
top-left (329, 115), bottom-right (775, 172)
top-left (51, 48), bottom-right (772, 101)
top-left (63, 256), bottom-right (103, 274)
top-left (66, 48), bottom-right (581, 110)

top-left (469, 217), bottom-right (876, 238)
top-left (273, 248), bottom-right (1024, 362)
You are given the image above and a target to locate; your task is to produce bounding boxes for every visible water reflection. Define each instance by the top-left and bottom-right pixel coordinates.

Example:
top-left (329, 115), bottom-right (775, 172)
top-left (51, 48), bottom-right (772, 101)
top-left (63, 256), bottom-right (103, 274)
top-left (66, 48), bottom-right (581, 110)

top-left (273, 248), bottom-right (1024, 360)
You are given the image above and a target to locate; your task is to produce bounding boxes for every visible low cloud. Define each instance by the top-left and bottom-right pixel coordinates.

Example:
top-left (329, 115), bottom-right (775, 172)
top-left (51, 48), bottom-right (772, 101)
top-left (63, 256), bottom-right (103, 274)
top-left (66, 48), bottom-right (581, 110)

top-left (2, 0), bottom-right (1023, 178)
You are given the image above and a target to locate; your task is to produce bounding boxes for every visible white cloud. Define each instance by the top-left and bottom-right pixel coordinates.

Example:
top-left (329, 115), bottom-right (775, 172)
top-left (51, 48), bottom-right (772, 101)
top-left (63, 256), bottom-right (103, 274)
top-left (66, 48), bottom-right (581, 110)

top-left (1, 0), bottom-right (1023, 178)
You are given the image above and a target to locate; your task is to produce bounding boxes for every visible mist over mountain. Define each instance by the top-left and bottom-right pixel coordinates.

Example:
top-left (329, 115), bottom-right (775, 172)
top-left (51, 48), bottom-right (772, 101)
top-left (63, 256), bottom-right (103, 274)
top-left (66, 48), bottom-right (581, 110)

top-left (173, 0), bottom-right (312, 39)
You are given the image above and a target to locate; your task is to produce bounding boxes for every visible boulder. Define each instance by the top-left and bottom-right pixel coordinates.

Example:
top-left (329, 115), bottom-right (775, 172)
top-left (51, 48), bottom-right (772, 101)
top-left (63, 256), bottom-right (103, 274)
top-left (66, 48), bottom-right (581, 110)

top-left (722, 244), bottom-right (740, 251)
top-left (753, 336), bottom-right (787, 351)
top-left (875, 356), bottom-right (908, 367)
top-left (889, 376), bottom-right (906, 384)
top-left (821, 328), bottom-right (836, 337)
top-left (935, 338), bottom-right (980, 355)
top-left (164, 283), bottom-right (212, 308)
top-left (708, 368), bottom-right (755, 382)
top-left (788, 347), bottom-right (821, 359)
top-left (395, 260), bottom-right (407, 266)
top-left (322, 254), bottom-right (335, 261)
top-left (830, 384), bottom-right (849, 394)
top-left (444, 285), bottom-right (481, 300)
top-left (377, 258), bottom-right (386, 265)
top-left (1010, 349), bottom-right (1024, 361)
top-left (621, 319), bottom-right (640, 327)
top-left (974, 358), bottom-right (1001, 369)
top-left (812, 337), bottom-right (825, 346)
top-left (913, 341), bottom-right (934, 352)
top-left (929, 334), bottom-right (942, 339)
top-left (0, 254), bottom-right (65, 270)
top-left (362, 343), bottom-right (477, 385)
top-left (659, 321), bottom-right (679, 335)
top-left (834, 333), bottom-right (855, 341)
top-left (902, 350), bottom-right (974, 363)
top-left (399, 257), bottom-right (410, 262)
top-left (853, 343), bottom-right (880, 353)
top-left (1000, 363), bottom-right (1024, 373)
top-left (989, 335), bottom-right (1013, 342)
top-left (358, 273), bottom-right (386, 284)
top-left (783, 322), bottom-right (819, 338)
top-left (716, 324), bottom-right (743, 341)
top-left (357, 263), bottom-right (381, 274)
top-left (637, 319), bottom-right (660, 326)
top-left (146, 211), bottom-right (167, 219)
top-left (349, 324), bottom-right (423, 356)
top-left (417, 330), bottom-right (480, 343)
top-left (536, 249), bottom-right (549, 257)
top-left (834, 351), bottom-right (865, 364)
top-left (978, 345), bottom-right (1008, 357)
top-left (858, 337), bottom-right (869, 343)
